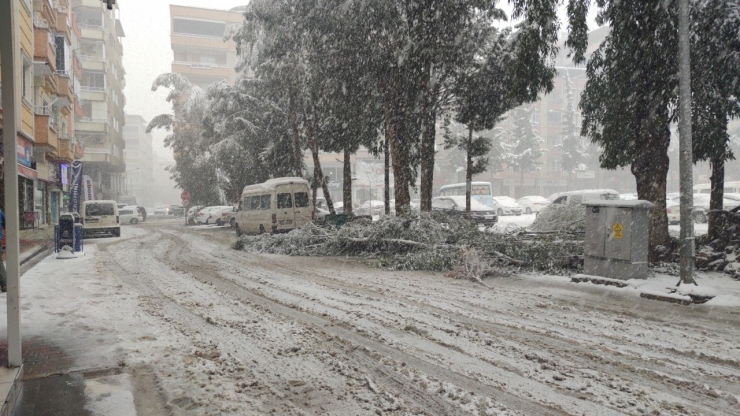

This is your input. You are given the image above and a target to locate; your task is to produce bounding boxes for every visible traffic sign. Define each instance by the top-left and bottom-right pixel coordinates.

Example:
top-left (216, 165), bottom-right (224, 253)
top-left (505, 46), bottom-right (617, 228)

top-left (181, 191), bottom-right (190, 200)
top-left (182, 198), bottom-right (190, 207)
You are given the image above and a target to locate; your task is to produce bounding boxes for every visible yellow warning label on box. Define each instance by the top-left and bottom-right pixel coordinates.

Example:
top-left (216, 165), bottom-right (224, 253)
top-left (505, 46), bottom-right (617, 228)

top-left (613, 223), bottom-right (623, 239)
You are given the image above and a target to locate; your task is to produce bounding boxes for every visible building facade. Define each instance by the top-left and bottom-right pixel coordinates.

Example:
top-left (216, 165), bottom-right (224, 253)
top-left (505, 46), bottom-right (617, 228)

top-left (73, 0), bottom-right (126, 201)
top-left (1, 0), bottom-right (84, 228)
top-left (169, 5), bottom-right (242, 90)
top-left (122, 114), bottom-right (154, 207)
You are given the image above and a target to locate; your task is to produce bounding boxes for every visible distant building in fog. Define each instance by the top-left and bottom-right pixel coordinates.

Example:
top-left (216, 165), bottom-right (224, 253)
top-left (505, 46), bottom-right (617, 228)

top-left (123, 115), bottom-right (154, 207)
top-left (168, 5), bottom-right (243, 90)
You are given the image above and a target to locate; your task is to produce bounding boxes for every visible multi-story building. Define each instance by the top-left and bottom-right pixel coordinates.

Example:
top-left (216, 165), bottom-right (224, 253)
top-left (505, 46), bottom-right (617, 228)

top-left (1, 0), bottom-right (84, 227)
top-left (122, 114), bottom-right (154, 207)
top-left (169, 5), bottom-right (243, 90)
top-left (72, 0), bottom-right (126, 201)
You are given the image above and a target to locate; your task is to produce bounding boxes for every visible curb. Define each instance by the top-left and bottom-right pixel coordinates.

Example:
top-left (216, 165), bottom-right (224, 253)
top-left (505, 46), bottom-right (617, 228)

top-left (20, 245), bottom-right (51, 267)
top-left (19, 246), bottom-right (54, 276)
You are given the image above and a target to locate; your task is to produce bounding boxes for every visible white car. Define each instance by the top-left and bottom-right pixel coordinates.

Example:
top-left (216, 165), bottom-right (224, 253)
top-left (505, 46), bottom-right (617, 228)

top-left (214, 206), bottom-right (237, 226)
top-left (196, 206), bottom-right (233, 225)
top-left (154, 206), bottom-right (169, 215)
top-left (491, 196), bottom-right (523, 216)
top-left (356, 200), bottom-right (384, 216)
top-left (619, 193), bottom-right (638, 200)
top-left (119, 205), bottom-right (143, 225)
top-left (666, 194), bottom-right (740, 224)
top-left (516, 196), bottom-right (550, 215)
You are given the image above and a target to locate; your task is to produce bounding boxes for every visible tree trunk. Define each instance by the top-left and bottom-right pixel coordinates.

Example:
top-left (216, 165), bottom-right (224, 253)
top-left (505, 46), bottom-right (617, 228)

top-left (343, 143), bottom-right (353, 215)
top-left (384, 133), bottom-right (390, 215)
top-left (632, 128), bottom-right (671, 262)
top-left (288, 89), bottom-right (303, 177)
top-left (419, 61), bottom-right (435, 213)
top-left (308, 133), bottom-right (335, 215)
top-left (465, 125), bottom-right (473, 215)
top-left (708, 150), bottom-right (725, 242)
top-left (384, 73), bottom-right (411, 214)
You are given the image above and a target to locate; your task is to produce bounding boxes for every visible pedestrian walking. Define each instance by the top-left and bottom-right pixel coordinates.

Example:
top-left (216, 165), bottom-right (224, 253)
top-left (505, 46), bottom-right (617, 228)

top-left (138, 206), bottom-right (147, 222)
top-left (0, 208), bottom-right (6, 293)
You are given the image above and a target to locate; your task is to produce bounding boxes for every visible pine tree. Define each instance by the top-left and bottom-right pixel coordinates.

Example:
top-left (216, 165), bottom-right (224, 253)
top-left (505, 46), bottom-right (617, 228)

top-left (504, 106), bottom-right (544, 192)
top-left (560, 69), bottom-right (588, 189)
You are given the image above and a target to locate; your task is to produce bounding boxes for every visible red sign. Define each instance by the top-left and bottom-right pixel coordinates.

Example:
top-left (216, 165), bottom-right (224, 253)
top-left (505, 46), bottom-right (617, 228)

top-left (180, 191), bottom-right (191, 200)
top-left (182, 198), bottom-right (190, 207)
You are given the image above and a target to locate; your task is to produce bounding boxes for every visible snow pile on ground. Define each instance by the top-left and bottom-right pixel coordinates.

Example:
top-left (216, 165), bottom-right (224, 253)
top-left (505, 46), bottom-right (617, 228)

top-left (529, 204), bottom-right (585, 233)
top-left (237, 212), bottom-right (583, 273)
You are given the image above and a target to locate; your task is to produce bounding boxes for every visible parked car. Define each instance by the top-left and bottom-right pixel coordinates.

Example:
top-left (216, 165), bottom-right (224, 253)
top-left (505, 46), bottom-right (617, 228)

top-left (356, 200), bottom-right (384, 216)
top-left (119, 205), bottom-right (143, 225)
top-left (491, 196), bottom-right (523, 216)
top-left (432, 196), bottom-right (498, 225)
top-left (516, 196), bottom-right (550, 215)
top-left (215, 206), bottom-right (237, 226)
top-left (81, 200), bottom-right (120, 238)
top-left (154, 206), bottom-right (169, 215)
top-left (234, 177), bottom-right (314, 235)
top-left (549, 189), bottom-right (620, 205)
top-left (196, 206), bottom-right (233, 225)
top-left (619, 193), bottom-right (638, 200)
top-left (666, 193), bottom-right (740, 224)
top-left (168, 205), bottom-right (185, 216)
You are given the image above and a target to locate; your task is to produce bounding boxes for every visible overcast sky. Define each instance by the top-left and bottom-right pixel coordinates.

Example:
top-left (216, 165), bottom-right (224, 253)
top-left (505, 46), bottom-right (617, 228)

top-left (120, 1), bottom-right (598, 160)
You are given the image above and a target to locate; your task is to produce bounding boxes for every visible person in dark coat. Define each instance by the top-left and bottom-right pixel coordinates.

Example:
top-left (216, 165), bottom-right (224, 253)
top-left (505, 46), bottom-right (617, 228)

top-left (138, 206), bottom-right (147, 222)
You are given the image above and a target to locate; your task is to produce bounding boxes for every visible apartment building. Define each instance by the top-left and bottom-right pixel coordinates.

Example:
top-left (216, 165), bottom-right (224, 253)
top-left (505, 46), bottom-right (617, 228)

top-left (122, 114), bottom-right (154, 207)
top-left (1, 0), bottom-right (85, 227)
top-left (169, 5), bottom-right (243, 90)
top-left (73, 0), bottom-right (126, 201)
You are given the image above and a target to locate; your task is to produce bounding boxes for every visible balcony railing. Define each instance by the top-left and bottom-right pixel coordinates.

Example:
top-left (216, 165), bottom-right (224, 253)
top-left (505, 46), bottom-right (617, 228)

top-left (172, 61), bottom-right (230, 69)
top-left (80, 86), bottom-right (105, 92)
top-left (34, 105), bottom-right (52, 116)
top-left (80, 54), bottom-right (105, 62)
top-left (78, 117), bottom-right (107, 123)
top-left (33, 18), bottom-right (49, 29)
top-left (79, 23), bottom-right (104, 31)
top-left (173, 31), bottom-right (225, 40)
top-left (55, 69), bottom-right (70, 77)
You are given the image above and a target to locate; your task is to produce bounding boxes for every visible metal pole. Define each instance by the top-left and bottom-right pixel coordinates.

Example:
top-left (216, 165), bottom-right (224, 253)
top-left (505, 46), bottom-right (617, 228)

top-left (0, 0), bottom-right (24, 367)
top-left (678, 0), bottom-right (696, 285)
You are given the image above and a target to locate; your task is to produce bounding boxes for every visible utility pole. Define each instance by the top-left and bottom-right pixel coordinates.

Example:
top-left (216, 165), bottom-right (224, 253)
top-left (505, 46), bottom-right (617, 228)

top-left (1, 0), bottom-right (23, 367)
top-left (678, 0), bottom-right (696, 285)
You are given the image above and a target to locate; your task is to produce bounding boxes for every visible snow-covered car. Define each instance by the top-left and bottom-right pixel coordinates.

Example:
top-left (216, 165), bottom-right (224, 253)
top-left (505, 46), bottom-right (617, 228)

top-left (665, 194), bottom-right (740, 224)
top-left (196, 206), bottom-right (233, 225)
top-left (356, 200), bottom-right (384, 216)
top-left (491, 196), bottom-right (523, 216)
top-left (619, 193), bottom-right (638, 200)
top-left (119, 205), bottom-right (143, 225)
top-left (432, 196), bottom-right (498, 225)
top-left (214, 206), bottom-right (237, 226)
top-left (516, 196), bottom-right (550, 214)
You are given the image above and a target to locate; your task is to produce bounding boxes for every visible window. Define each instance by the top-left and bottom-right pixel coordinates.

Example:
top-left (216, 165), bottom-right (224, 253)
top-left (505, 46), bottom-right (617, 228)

top-left (260, 195), bottom-right (271, 210)
top-left (277, 193), bottom-right (293, 209)
top-left (86, 203), bottom-right (115, 216)
top-left (553, 196), bottom-right (567, 204)
top-left (77, 9), bottom-right (103, 28)
top-left (173, 18), bottom-right (226, 38)
top-left (472, 185), bottom-right (491, 196)
top-left (294, 192), bottom-right (309, 208)
top-left (433, 198), bottom-right (455, 210)
top-left (725, 187), bottom-right (737, 194)
top-left (82, 71), bottom-right (105, 90)
top-left (249, 196), bottom-right (260, 210)
top-left (22, 57), bottom-right (32, 102)
top-left (81, 100), bottom-right (93, 118)
top-left (571, 195), bottom-right (583, 204)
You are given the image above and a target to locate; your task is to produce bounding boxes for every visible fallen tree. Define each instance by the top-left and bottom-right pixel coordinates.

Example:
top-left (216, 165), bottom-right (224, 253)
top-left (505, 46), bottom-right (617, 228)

top-left (234, 212), bottom-right (584, 279)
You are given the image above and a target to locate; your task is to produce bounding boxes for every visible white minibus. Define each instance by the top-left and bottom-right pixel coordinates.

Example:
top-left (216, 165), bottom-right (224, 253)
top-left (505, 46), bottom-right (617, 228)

top-left (234, 177), bottom-right (314, 236)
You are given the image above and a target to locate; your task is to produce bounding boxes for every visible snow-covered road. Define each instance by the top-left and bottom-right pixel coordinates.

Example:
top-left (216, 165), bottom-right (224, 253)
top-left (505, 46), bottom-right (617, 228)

top-left (3, 220), bottom-right (739, 415)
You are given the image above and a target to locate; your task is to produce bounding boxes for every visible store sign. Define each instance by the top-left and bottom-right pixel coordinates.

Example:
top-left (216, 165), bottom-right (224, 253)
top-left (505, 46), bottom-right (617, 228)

top-left (60, 164), bottom-right (69, 185)
top-left (17, 136), bottom-right (32, 167)
top-left (69, 161), bottom-right (83, 213)
top-left (83, 175), bottom-right (95, 201)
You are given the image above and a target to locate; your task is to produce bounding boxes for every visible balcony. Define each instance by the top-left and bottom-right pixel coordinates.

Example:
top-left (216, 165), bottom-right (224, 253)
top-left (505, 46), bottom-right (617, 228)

top-left (76, 117), bottom-right (109, 134)
top-left (54, 71), bottom-right (74, 106)
top-left (171, 61), bottom-right (232, 79)
top-left (81, 148), bottom-right (125, 172)
top-left (33, 106), bottom-right (59, 152)
top-left (51, 135), bottom-right (74, 164)
top-left (171, 33), bottom-right (232, 51)
top-left (54, 7), bottom-right (69, 38)
top-left (33, 23), bottom-right (57, 75)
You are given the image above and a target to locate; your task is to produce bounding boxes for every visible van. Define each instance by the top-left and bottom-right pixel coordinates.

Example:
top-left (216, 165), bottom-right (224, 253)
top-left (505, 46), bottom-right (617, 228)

top-left (234, 177), bottom-right (314, 236)
top-left (694, 181), bottom-right (740, 194)
top-left (549, 189), bottom-right (620, 205)
top-left (81, 200), bottom-right (120, 237)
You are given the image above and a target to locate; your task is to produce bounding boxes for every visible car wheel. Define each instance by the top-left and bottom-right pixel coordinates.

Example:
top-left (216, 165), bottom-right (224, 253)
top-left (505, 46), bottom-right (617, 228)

top-left (235, 224), bottom-right (243, 237)
top-left (130, 218), bottom-right (139, 224)
top-left (229, 218), bottom-right (235, 228)
top-left (113, 228), bottom-right (121, 237)
top-left (216, 219), bottom-right (223, 226)
top-left (693, 212), bottom-right (707, 224)
top-left (526, 208), bottom-right (532, 215)
top-left (259, 224), bottom-right (266, 234)
top-left (497, 208), bottom-right (503, 216)
top-left (205, 219), bottom-right (209, 225)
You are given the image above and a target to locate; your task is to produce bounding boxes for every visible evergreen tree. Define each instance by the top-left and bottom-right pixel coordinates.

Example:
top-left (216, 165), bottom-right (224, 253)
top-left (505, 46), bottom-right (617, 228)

top-left (560, 69), bottom-right (588, 188)
top-left (504, 106), bottom-right (544, 191)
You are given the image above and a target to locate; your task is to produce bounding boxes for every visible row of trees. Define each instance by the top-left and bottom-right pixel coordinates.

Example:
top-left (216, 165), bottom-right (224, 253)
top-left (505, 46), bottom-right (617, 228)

top-left (150, 0), bottom-right (740, 259)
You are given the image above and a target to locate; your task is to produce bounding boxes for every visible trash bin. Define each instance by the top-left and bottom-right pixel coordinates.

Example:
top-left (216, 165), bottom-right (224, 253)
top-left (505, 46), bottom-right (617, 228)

top-left (58, 214), bottom-right (76, 252)
top-left (74, 223), bottom-right (84, 252)
top-left (583, 200), bottom-right (654, 280)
